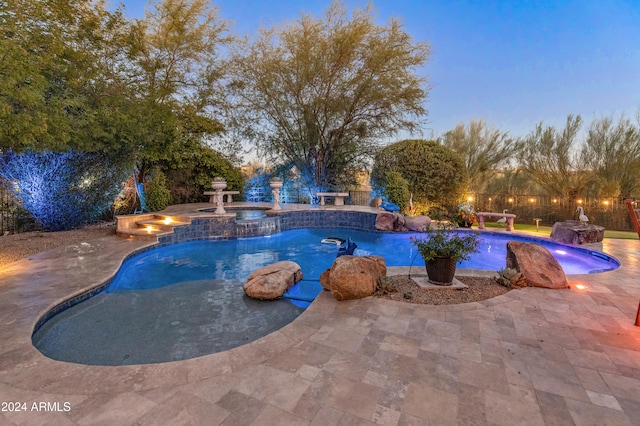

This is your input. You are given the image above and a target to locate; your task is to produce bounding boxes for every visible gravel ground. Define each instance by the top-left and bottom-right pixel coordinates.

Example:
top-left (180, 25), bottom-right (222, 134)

top-left (375, 275), bottom-right (509, 305)
top-left (0, 223), bottom-right (116, 268)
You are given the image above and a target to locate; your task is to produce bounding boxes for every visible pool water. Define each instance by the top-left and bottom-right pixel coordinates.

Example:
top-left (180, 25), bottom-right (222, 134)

top-left (108, 228), bottom-right (618, 295)
top-left (32, 227), bottom-right (618, 365)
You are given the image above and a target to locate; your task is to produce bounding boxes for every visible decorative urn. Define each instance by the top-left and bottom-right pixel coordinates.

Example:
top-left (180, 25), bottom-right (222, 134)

top-left (212, 177), bottom-right (227, 191)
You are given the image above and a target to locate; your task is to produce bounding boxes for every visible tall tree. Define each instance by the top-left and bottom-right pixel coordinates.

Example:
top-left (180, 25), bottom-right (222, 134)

top-left (229, 1), bottom-right (430, 191)
top-left (520, 115), bottom-right (594, 213)
top-left (0, 0), bottom-right (136, 153)
top-left (580, 114), bottom-right (640, 198)
top-left (132, 0), bottom-right (231, 178)
top-left (442, 119), bottom-right (517, 191)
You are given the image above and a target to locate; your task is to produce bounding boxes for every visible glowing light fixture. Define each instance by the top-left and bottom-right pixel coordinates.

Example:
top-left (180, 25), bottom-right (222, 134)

top-left (529, 198), bottom-right (535, 203)
top-left (145, 225), bottom-right (155, 233)
top-left (163, 217), bottom-right (173, 225)
top-left (575, 284), bottom-right (587, 290)
top-left (508, 198), bottom-right (513, 203)
top-left (555, 250), bottom-right (567, 255)
top-left (467, 196), bottom-right (474, 202)
top-left (603, 200), bottom-right (609, 206)
top-left (552, 199), bottom-right (557, 203)
top-left (577, 199), bottom-right (583, 204)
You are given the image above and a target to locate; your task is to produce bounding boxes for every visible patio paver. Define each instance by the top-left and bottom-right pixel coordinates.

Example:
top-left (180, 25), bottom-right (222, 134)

top-left (1, 204), bottom-right (639, 425)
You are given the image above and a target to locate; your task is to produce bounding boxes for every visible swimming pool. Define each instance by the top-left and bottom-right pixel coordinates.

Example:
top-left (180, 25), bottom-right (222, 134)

top-left (32, 227), bottom-right (618, 365)
top-left (108, 228), bottom-right (619, 292)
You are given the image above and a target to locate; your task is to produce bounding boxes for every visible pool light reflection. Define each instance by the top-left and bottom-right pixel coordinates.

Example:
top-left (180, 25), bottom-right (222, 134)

top-left (555, 250), bottom-right (567, 255)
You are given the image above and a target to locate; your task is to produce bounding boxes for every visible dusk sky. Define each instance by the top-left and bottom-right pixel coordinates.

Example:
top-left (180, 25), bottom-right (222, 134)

top-left (117, 0), bottom-right (640, 139)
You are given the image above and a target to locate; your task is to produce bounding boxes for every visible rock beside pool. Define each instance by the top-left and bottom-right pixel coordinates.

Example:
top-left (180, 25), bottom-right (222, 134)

top-left (375, 212), bottom-right (406, 231)
top-left (550, 220), bottom-right (605, 245)
top-left (506, 242), bottom-right (569, 289)
top-left (320, 255), bottom-right (386, 301)
top-left (404, 215), bottom-right (432, 232)
top-left (244, 261), bottom-right (303, 300)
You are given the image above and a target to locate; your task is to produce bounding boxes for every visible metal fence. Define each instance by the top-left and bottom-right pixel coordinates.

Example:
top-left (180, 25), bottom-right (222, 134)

top-left (467, 193), bottom-right (639, 231)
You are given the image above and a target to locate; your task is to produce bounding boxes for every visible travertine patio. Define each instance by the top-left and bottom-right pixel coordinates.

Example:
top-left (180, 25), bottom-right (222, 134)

top-left (1, 205), bottom-right (639, 425)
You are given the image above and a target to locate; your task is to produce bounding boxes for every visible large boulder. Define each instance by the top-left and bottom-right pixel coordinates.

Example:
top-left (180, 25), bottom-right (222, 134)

top-left (320, 256), bottom-right (386, 301)
top-left (506, 242), bottom-right (569, 289)
top-left (243, 261), bottom-right (303, 300)
top-left (404, 215), bottom-right (432, 231)
top-left (375, 212), bottom-right (406, 231)
top-left (550, 220), bottom-right (605, 245)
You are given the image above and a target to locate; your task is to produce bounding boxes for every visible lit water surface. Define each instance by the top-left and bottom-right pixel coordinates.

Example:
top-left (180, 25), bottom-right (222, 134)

top-left (32, 228), bottom-right (618, 365)
top-left (110, 228), bottom-right (618, 293)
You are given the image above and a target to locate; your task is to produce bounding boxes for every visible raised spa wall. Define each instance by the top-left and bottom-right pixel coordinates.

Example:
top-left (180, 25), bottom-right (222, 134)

top-left (156, 210), bottom-right (378, 244)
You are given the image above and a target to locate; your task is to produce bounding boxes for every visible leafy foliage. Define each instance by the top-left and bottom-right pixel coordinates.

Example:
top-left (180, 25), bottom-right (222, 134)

top-left (0, 150), bottom-right (129, 231)
top-left (442, 119), bottom-right (518, 191)
top-left (371, 140), bottom-right (468, 211)
top-left (411, 222), bottom-right (480, 263)
top-left (520, 115), bottom-right (594, 214)
top-left (160, 145), bottom-right (243, 204)
top-left (145, 169), bottom-right (172, 212)
top-left (1, 0), bottom-right (231, 183)
top-left (580, 114), bottom-right (640, 198)
top-left (229, 1), bottom-right (430, 190)
top-left (378, 171), bottom-right (410, 211)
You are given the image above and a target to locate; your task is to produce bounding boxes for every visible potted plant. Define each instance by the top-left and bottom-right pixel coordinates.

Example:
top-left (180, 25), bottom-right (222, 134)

top-left (411, 221), bottom-right (480, 285)
top-left (451, 201), bottom-right (476, 228)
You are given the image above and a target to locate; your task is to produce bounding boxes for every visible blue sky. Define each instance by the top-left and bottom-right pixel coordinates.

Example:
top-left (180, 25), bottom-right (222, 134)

top-left (117, 0), bottom-right (640, 139)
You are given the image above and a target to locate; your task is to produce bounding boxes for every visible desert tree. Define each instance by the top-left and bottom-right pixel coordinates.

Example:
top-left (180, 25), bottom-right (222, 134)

top-left (228, 1), bottom-right (430, 192)
top-left (442, 119), bottom-right (518, 192)
top-left (520, 115), bottom-right (595, 214)
top-left (0, 0), bottom-right (139, 156)
top-left (131, 0), bottom-right (232, 179)
top-left (580, 114), bottom-right (640, 198)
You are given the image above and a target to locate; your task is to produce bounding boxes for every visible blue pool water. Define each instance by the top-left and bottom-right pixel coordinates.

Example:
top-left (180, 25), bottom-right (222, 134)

top-left (32, 228), bottom-right (618, 365)
top-left (109, 228), bottom-right (619, 295)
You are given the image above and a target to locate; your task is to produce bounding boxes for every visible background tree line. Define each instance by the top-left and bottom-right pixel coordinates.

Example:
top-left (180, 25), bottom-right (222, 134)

top-left (1, 0), bottom-right (638, 231)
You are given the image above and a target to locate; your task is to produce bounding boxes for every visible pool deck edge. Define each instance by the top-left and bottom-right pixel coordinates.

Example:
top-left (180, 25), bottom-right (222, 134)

top-left (1, 204), bottom-right (640, 425)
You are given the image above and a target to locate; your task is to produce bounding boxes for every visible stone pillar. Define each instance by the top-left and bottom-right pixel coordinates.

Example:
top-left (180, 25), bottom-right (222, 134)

top-left (270, 178), bottom-right (283, 211)
top-left (212, 178), bottom-right (227, 215)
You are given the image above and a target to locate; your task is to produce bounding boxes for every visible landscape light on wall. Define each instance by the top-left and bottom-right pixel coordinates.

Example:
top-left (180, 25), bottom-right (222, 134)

top-left (552, 199), bottom-right (557, 203)
top-left (577, 199), bottom-right (583, 204)
top-left (529, 198), bottom-right (535, 203)
top-left (467, 196), bottom-right (473, 202)
top-left (163, 217), bottom-right (173, 225)
top-left (508, 198), bottom-right (513, 203)
top-left (574, 283), bottom-right (588, 291)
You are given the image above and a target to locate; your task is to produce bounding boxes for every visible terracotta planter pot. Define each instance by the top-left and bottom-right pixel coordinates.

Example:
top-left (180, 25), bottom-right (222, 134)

top-left (425, 256), bottom-right (457, 285)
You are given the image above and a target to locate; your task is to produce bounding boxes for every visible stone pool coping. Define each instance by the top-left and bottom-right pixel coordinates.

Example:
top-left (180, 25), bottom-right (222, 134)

top-left (1, 203), bottom-right (639, 424)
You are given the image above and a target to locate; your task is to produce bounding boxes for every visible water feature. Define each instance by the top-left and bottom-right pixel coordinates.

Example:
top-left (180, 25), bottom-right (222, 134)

top-left (32, 227), bottom-right (618, 366)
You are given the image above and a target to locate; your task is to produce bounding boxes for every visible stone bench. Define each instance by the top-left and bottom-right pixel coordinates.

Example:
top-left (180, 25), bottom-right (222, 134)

top-left (476, 212), bottom-right (516, 231)
top-left (204, 191), bottom-right (240, 203)
top-left (316, 192), bottom-right (349, 206)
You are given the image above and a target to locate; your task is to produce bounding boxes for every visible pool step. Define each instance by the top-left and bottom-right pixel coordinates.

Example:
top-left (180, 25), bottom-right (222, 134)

top-left (116, 214), bottom-right (191, 240)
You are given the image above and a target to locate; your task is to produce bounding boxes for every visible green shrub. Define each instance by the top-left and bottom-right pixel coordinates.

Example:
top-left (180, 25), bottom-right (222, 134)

top-left (145, 169), bottom-right (172, 211)
top-left (381, 171), bottom-right (410, 211)
top-left (161, 145), bottom-right (243, 203)
top-left (371, 139), bottom-right (468, 212)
